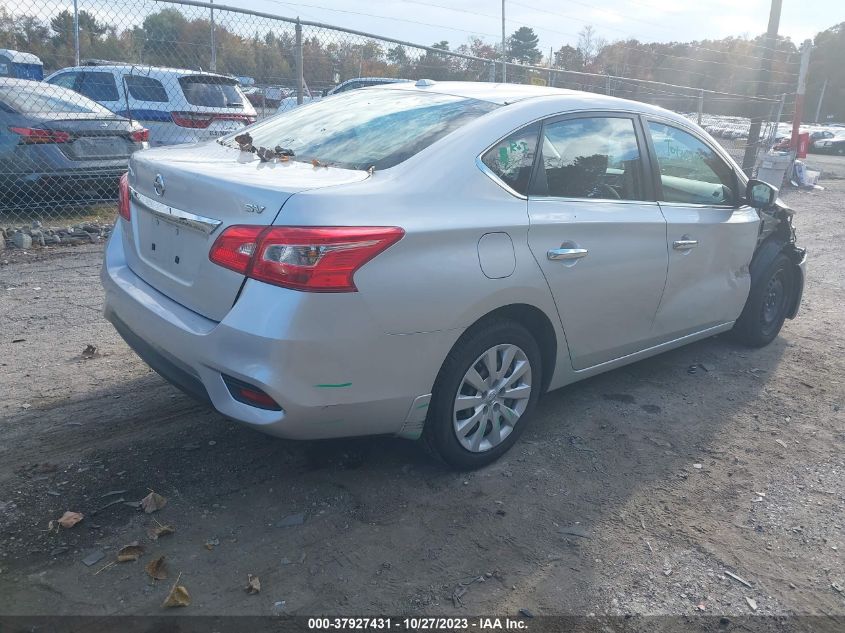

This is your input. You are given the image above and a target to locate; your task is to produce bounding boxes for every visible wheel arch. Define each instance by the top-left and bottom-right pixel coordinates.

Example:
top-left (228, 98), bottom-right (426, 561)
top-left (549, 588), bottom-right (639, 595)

top-left (750, 236), bottom-right (804, 320)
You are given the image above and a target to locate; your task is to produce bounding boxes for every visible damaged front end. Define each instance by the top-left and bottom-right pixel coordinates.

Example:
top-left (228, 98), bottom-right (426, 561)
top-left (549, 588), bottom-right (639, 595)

top-left (754, 197), bottom-right (807, 320)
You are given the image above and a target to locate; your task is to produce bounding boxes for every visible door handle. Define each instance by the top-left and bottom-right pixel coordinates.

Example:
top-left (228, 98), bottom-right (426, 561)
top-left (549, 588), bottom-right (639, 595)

top-left (673, 239), bottom-right (699, 250)
top-left (547, 247), bottom-right (589, 261)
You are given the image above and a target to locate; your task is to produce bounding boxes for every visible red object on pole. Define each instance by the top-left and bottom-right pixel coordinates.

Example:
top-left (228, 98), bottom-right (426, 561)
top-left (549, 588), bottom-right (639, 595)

top-left (797, 132), bottom-right (810, 159)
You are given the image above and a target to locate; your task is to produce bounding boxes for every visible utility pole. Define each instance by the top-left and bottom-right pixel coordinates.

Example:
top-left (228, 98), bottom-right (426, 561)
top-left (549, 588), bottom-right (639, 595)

top-left (814, 77), bottom-right (828, 123)
top-left (791, 39), bottom-right (813, 148)
top-left (295, 18), bottom-right (304, 105)
top-left (742, 0), bottom-right (782, 174)
top-left (209, 0), bottom-right (217, 71)
top-left (501, 0), bottom-right (506, 83)
top-left (72, 0), bottom-right (80, 65)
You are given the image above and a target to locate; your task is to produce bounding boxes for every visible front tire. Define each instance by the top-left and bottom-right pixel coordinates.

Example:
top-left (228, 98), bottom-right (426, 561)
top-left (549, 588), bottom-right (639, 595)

top-left (424, 319), bottom-right (542, 470)
top-left (733, 252), bottom-right (795, 347)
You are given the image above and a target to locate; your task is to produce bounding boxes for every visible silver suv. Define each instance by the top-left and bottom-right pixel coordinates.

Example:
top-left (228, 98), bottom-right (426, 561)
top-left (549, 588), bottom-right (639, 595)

top-left (102, 81), bottom-right (806, 469)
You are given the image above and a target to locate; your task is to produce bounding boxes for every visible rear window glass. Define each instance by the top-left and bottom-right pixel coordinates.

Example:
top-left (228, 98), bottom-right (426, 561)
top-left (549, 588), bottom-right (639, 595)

top-left (179, 76), bottom-right (245, 108)
top-left (0, 81), bottom-right (114, 115)
top-left (227, 90), bottom-right (499, 170)
top-left (125, 75), bottom-right (168, 102)
top-left (78, 71), bottom-right (119, 102)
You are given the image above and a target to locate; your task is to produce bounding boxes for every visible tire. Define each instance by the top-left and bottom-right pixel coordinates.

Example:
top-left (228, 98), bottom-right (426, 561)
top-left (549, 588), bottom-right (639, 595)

top-left (732, 252), bottom-right (795, 347)
top-left (423, 319), bottom-right (542, 470)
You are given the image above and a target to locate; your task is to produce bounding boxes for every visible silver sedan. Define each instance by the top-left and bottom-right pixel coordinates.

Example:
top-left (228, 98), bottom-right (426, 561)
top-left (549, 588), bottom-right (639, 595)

top-left (101, 80), bottom-right (806, 469)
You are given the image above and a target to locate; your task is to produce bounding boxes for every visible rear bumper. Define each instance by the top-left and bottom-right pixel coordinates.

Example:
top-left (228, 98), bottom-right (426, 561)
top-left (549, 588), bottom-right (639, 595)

top-left (101, 221), bottom-right (458, 440)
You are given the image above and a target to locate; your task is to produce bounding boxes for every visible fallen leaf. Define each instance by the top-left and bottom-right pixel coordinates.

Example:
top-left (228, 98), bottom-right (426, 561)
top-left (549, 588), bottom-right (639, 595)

top-left (147, 524), bottom-right (175, 540)
top-left (145, 555), bottom-right (168, 580)
top-left (162, 573), bottom-right (190, 608)
top-left (57, 511), bottom-right (83, 529)
top-left (246, 574), bottom-right (261, 594)
top-left (140, 491), bottom-right (167, 514)
top-left (117, 542), bottom-right (144, 562)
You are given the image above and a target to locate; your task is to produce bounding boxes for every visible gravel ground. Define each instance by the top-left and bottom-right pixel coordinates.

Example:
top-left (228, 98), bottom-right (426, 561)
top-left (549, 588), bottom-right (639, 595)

top-left (0, 157), bottom-right (843, 620)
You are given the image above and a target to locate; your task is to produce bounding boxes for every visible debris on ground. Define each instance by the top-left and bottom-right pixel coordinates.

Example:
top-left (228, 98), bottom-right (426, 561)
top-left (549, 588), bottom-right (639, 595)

top-left (559, 525), bottom-right (590, 539)
top-left (724, 571), bottom-right (753, 588)
top-left (145, 556), bottom-right (168, 580)
top-left (162, 573), bottom-right (191, 608)
top-left (81, 549), bottom-right (105, 567)
top-left (140, 491), bottom-right (167, 514)
top-left (81, 345), bottom-right (97, 359)
top-left (246, 574), bottom-right (261, 594)
top-left (56, 511), bottom-right (83, 529)
top-left (276, 513), bottom-right (305, 527)
top-left (745, 597), bottom-right (758, 611)
top-left (117, 542), bottom-right (144, 562)
top-left (147, 521), bottom-right (175, 540)
top-left (204, 538), bottom-right (220, 550)
top-left (518, 608), bottom-right (534, 618)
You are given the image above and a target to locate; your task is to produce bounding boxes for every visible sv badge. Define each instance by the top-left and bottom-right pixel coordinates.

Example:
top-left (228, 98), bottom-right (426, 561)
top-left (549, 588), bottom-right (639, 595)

top-left (244, 203), bottom-right (266, 214)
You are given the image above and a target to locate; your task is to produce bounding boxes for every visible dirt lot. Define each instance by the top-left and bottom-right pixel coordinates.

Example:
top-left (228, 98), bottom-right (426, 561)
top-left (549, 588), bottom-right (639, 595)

top-left (0, 157), bottom-right (844, 620)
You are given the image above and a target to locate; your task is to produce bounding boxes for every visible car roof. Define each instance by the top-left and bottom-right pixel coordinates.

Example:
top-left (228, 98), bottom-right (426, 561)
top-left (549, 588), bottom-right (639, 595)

top-left (381, 80), bottom-right (692, 125)
top-left (0, 49), bottom-right (42, 64)
top-left (47, 64), bottom-right (236, 80)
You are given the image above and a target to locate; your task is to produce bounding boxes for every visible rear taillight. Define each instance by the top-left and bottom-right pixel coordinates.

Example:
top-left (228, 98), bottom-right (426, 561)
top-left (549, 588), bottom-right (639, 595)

top-left (9, 126), bottom-right (71, 144)
top-left (171, 112), bottom-right (254, 129)
top-left (209, 226), bottom-right (404, 292)
top-left (118, 173), bottom-right (130, 221)
top-left (130, 128), bottom-right (150, 143)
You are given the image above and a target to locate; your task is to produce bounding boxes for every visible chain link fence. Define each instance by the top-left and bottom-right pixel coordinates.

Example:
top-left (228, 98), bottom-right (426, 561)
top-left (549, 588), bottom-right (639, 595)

top-left (0, 0), bottom-right (784, 236)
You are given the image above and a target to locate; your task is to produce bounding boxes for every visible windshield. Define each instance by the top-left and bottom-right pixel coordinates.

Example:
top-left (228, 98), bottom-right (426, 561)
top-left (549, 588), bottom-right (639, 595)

top-left (224, 89), bottom-right (499, 170)
top-left (0, 81), bottom-right (115, 115)
top-left (179, 76), bottom-right (245, 108)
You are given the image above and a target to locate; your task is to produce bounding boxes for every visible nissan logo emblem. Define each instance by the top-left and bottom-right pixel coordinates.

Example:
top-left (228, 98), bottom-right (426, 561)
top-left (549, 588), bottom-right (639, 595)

top-left (153, 174), bottom-right (165, 196)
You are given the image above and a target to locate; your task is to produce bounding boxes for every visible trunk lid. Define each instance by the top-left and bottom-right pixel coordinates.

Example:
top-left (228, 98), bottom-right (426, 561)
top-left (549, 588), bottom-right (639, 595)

top-left (41, 115), bottom-right (136, 161)
top-left (124, 141), bottom-right (368, 321)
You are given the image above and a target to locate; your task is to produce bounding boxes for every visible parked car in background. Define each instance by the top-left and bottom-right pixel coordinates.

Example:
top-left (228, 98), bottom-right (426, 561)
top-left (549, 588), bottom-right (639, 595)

top-left (0, 78), bottom-right (147, 208)
top-left (0, 49), bottom-right (43, 80)
top-left (811, 131), bottom-right (845, 155)
top-left (275, 77), bottom-right (410, 112)
top-left (103, 81), bottom-right (805, 469)
top-left (45, 64), bottom-right (256, 147)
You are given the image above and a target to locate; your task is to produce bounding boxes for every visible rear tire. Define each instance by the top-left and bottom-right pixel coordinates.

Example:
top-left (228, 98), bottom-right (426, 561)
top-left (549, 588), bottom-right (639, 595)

top-left (423, 319), bottom-right (542, 470)
top-left (732, 252), bottom-right (794, 347)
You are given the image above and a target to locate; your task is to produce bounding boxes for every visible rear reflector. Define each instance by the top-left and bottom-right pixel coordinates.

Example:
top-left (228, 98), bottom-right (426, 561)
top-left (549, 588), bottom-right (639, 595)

top-left (130, 127), bottom-right (150, 143)
top-left (222, 375), bottom-right (282, 411)
top-left (9, 126), bottom-right (71, 144)
top-left (117, 173), bottom-right (130, 221)
top-left (209, 225), bottom-right (405, 292)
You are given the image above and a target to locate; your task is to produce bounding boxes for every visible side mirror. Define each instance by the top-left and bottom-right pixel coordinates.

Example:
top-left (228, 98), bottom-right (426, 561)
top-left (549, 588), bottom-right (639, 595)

top-left (746, 179), bottom-right (777, 209)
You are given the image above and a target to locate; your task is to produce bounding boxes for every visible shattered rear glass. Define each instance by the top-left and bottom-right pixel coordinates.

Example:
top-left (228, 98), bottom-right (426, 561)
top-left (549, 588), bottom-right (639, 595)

top-left (222, 89), bottom-right (499, 171)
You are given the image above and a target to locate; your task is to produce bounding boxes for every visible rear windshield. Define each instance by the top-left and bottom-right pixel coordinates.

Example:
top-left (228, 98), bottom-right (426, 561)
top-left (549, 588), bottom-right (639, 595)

top-left (179, 76), bottom-right (245, 108)
top-left (225, 89), bottom-right (499, 170)
top-left (0, 81), bottom-right (114, 115)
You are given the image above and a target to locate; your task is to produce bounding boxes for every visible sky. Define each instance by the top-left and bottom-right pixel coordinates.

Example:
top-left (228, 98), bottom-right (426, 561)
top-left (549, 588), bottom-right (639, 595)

top-left (242, 0), bottom-right (843, 54)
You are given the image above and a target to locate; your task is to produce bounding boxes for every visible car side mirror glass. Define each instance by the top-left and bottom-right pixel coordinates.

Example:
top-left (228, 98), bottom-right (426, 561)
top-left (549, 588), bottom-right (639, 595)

top-left (746, 179), bottom-right (777, 209)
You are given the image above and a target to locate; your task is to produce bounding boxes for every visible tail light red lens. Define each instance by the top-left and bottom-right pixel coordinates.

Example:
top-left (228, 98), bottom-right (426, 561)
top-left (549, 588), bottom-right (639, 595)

top-left (117, 173), bottom-right (131, 221)
top-left (130, 128), bottom-right (150, 143)
top-left (209, 226), bottom-right (405, 292)
top-left (9, 126), bottom-right (71, 144)
top-left (208, 225), bottom-right (264, 274)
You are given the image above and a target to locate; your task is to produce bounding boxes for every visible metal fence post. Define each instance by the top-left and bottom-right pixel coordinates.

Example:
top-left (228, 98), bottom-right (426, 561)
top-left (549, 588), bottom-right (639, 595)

top-left (488, 61), bottom-right (496, 83)
top-left (295, 18), bottom-right (304, 105)
top-left (72, 0), bottom-right (80, 65)
top-left (209, 0), bottom-right (216, 71)
top-left (697, 89), bottom-right (704, 126)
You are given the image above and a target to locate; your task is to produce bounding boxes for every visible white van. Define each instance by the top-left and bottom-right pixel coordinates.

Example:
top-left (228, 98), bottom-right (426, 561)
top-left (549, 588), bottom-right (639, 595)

top-left (45, 64), bottom-right (257, 146)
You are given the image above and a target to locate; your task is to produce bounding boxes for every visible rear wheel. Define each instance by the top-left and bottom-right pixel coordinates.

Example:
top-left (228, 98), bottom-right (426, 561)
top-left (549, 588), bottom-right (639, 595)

top-left (732, 252), bottom-right (794, 347)
top-left (424, 319), bottom-right (542, 470)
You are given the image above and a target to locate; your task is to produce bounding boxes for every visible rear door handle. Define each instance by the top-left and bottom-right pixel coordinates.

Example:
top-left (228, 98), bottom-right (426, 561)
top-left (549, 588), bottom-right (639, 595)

top-left (673, 239), bottom-right (699, 250)
top-left (547, 247), bottom-right (589, 261)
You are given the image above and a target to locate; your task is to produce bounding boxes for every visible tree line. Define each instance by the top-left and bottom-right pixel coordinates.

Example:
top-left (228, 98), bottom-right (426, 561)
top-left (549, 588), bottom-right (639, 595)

top-left (0, 5), bottom-right (842, 120)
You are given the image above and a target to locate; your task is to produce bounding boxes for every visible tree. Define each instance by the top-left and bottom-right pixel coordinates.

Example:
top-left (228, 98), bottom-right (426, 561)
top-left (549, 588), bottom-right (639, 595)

top-left (577, 25), bottom-right (606, 70)
top-left (807, 22), bottom-right (845, 122)
top-left (508, 26), bottom-right (540, 64)
top-left (554, 44), bottom-right (584, 70)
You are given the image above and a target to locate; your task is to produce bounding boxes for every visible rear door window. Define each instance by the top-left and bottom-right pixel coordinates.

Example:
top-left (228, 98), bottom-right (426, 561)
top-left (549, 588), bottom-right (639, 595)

top-left (480, 123), bottom-right (540, 196)
top-left (78, 72), bottom-right (119, 102)
top-left (125, 75), bottom-right (168, 102)
top-left (647, 121), bottom-right (736, 205)
top-left (47, 72), bottom-right (79, 90)
top-left (179, 76), bottom-right (245, 108)
top-left (537, 116), bottom-right (646, 200)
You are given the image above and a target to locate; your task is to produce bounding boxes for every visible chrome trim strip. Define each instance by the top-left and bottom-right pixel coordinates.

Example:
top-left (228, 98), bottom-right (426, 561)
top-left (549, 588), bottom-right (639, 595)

top-left (475, 156), bottom-right (528, 200)
top-left (130, 187), bottom-right (222, 236)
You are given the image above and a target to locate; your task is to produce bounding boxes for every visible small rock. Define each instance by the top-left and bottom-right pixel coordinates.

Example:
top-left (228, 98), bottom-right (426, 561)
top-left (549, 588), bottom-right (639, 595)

top-left (693, 463), bottom-right (703, 469)
top-left (518, 608), bottom-right (534, 618)
top-left (81, 549), bottom-right (105, 566)
top-left (11, 232), bottom-right (32, 249)
top-left (745, 597), bottom-right (757, 611)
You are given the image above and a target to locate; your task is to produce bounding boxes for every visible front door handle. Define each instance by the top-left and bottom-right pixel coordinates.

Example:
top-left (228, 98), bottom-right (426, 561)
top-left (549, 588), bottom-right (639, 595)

top-left (673, 239), bottom-right (699, 250)
top-left (547, 247), bottom-right (589, 261)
